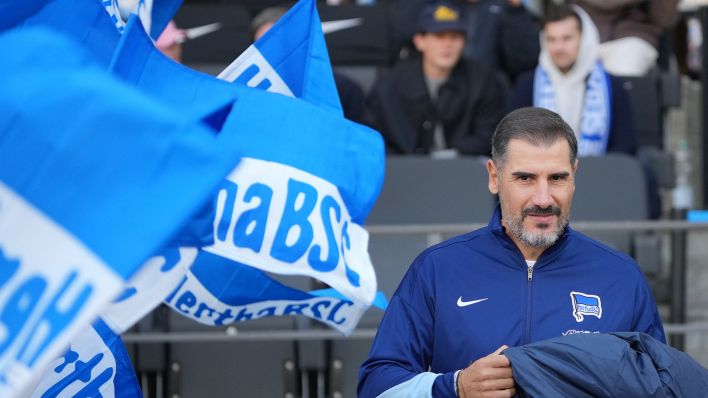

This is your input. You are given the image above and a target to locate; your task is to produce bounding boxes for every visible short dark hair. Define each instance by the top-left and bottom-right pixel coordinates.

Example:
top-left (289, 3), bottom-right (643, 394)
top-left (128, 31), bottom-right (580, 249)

top-left (251, 7), bottom-right (286, 39)
top-left (492, 107), bottom-right (578, 167)
top-left (543, 4), bottom-right (582, 32)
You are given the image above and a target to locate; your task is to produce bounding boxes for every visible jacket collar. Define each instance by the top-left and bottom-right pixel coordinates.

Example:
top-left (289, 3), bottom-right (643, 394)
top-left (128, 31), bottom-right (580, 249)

top-left (487, 203), bottom-right (571, 267)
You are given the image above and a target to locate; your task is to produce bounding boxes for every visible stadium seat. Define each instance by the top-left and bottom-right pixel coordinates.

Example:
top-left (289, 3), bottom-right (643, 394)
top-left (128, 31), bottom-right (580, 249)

top-left (334, 65), bottom-right (380, 96)
top-left (329, 155), bottom-right (495, 398)
top-left (161, 274), bottom-right (313, 398)
top-left (573, 154), bottom-right (648, 251)
top-left (572, 154), bottom-right (668, 304)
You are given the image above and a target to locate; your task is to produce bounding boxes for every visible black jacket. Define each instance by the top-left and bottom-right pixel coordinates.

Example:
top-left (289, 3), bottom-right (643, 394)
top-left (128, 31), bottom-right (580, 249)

top-left (364, 58), bottom-right (505, 156)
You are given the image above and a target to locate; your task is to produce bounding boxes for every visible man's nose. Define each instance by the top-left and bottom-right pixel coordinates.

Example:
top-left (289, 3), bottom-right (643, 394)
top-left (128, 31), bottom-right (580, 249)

top-left (532, 181), bottom-right (553, 208)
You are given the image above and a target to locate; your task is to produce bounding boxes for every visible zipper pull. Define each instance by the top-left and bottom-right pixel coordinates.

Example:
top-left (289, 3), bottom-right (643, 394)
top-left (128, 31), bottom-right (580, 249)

top-left (527, 265), bottom-right (533, 282)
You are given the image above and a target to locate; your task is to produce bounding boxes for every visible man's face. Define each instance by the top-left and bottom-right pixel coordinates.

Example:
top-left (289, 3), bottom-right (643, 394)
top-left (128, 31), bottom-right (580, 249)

top-left (487, 138), bottom-right (577, 251)
top-left (413, 31), bottom-right (465, 72)
top-left (544, 17), bottom-right (581, 73)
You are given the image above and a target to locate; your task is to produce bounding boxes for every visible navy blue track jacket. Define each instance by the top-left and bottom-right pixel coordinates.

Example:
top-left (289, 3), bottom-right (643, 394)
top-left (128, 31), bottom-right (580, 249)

top-left (358, 205), bottom-right (666, 397)
top-left (504, 332), bottom-right (708, 397)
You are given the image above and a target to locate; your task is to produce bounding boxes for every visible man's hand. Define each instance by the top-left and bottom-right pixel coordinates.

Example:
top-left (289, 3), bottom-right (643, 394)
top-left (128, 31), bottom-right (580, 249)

top-left (507, 0), bottom-right (523, 7)
top-left (457, 345), bottom-right (516, 398)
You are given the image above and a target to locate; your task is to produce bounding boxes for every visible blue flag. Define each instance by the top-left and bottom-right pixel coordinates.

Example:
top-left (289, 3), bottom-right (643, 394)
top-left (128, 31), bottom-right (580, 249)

top-left (164, 251), bottom-right (381, 334)
top-left (108, 9), bottom-right (385, 332)
top-left (218, 0), bottom-right (342, 115)
top-left (30, 320), bottom-right (142, 398)
top-left (20, 0), bottom-right (122, 66)
top-left (100, 0), bottom-right (183, 39)
top-left (0, 0), bottom-right (51, 31)
top-left (101, 247), bottom-right (197, 333)
top-left (0, 27), bottom-right (240, 397)
top-left (109, 16), bottom-right (239, 112)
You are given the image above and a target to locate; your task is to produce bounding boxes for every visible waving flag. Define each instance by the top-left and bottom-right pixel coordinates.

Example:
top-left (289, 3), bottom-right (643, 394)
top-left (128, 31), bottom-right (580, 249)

top-left (0, 27), bottom-right (240, 397)
top-left (20, 0), bottom-right (121, 66)
top-left (164, 251), bottom-right (384, 334)
top-left (217, 0), bottom-right (342, 115)
top-left (102, 0), bottom-right (182, 39)
top-left (0, 0), bottom-right (50, 31)
top-left (108, 5), bottom-right (385, 333)
top-left (30, 320), bottom-right (141, 398)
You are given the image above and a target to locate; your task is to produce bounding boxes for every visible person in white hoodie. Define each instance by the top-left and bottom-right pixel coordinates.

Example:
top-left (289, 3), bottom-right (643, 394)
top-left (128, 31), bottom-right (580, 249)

top-left (508, 4), bottom-right (637, 156)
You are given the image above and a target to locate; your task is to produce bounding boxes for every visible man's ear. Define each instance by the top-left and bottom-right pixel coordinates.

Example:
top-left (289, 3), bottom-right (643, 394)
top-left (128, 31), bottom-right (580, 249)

top-left (412, 33), bottom-right (425, 52)
top-left (487, 159), bottom-right (499, 195)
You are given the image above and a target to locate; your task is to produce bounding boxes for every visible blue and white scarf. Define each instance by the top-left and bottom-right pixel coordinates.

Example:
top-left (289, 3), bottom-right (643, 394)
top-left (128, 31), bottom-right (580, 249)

top-left (533, 62), bottom-right (612, 157)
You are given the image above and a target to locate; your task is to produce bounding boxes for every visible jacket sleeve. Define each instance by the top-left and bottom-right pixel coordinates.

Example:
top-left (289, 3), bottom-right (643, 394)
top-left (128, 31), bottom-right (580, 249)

top-left (607, 76), bottom-right (638, 155)
top-left (631, 270), bottom-right (666, 343)
top-left (363, 76), bottom-right (400, 155)
top-left (647, 0), bottom-right (679, 29)
top-left (358, 257), bottom-right (458, 398)
top-left (506, 70), bottom-right (535, 113)
top-left (498, 4), bottom-right (540, 82)
top-left (449, 70), bottom-right (506, 156)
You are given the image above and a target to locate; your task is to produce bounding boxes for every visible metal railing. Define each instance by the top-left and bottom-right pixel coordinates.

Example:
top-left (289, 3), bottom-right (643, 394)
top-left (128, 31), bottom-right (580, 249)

top-left (124, 220), bottom-right (708, 346)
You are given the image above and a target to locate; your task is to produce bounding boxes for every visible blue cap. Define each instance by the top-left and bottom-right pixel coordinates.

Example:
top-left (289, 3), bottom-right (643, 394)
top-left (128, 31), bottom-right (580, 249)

top-left (417, 2), bottom-right (467, 34)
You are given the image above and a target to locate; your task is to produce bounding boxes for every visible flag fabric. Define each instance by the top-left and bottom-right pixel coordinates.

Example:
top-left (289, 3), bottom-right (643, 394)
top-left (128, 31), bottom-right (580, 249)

top-left (101, 248), bottom-right (198, 334)
top-left (108, 11), bottom-right (385, 332)
top-left (0, 0), bottom-right (51, 31)
top-left (165, 251), bottom-right (375, 334)
top-left (109, 16), bottom-right (240, 112)
top-left (20, 0), bottom-right (122, 66)
top-left (102, 0), bottom-right (180, 40)
top-left (218, 0), bottom-right (342, 115)
top-left (29, 320), bottom-right (142, 398)
top-left (0, 27), bottom-right (240, 397)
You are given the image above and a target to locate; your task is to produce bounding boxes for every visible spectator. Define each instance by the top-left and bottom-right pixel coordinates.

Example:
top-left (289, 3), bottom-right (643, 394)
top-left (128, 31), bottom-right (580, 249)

top-left (571, 0), bottom-right (679, 76)
top-left (156, 21), bottom-right (185, 63)
top-left (365, 1), bottom-right (505, 156)
top-left (509, 4), bottom-right (637, 156)
top-left (393, 0), bottom-right (541, 83)
top-left (251, 7), bottom-right (366, 123)
top-left (463, 0), bottom-right (540, 83)
top-left (358, 107), bottom-right (665, 397)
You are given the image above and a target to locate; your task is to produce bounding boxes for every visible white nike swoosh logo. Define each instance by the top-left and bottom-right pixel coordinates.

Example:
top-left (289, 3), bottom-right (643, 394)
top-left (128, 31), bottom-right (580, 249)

top-left (321, 18), bottom-right (363, 35)
top-left (457, 297), bottom-right (488, 307)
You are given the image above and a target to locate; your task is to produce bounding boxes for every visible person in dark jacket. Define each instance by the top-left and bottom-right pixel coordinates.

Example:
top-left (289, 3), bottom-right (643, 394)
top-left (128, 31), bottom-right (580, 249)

top-left (392, 0), bottom-right (540, 83)
top-left (365, 1), bottom-right (505, 156)
top-left (508, 4), bottom-right (638, 156)
top-left (358, 108), bottom-right (665, 397)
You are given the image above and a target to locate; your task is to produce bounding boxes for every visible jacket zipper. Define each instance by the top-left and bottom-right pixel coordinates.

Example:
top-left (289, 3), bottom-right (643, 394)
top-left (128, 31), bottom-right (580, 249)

top-left (523, 264), bottom-right (534, 344)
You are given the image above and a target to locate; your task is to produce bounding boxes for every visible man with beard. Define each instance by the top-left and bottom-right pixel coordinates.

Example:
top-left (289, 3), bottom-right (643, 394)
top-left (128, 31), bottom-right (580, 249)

top-left (358, 107), bottom-right (665, 398)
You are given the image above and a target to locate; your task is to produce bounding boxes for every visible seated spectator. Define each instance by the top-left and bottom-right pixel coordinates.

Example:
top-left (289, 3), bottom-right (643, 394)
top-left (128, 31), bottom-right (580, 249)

top-left (156, 21), bottom-right (185, 63)
top-left (251, 7), bottom-right (366, 123)
top-left (571, 0), bottom-right (679, 76)
top-left (463, 0), bottom-right (540, 83)
top-left (393, 0), bottom-right (541, 83)
top-left (365, 1), bottom-right (505, 156)
top-left (509, 4), bottom-right (637, 156)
